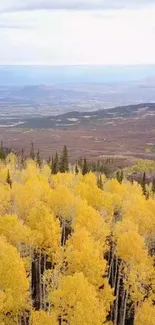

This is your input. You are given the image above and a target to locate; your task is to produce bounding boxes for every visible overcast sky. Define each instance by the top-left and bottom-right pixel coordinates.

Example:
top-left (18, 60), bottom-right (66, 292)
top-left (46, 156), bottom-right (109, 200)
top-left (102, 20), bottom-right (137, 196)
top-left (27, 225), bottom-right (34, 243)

top-left (0, 0), bottom-right (155, 65)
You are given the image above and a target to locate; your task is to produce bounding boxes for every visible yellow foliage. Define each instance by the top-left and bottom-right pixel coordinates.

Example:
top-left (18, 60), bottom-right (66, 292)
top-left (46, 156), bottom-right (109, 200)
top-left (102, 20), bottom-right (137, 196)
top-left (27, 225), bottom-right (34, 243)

top-left (27, 203), bottom-right (61, 255)
top-left (0, 158), bottom-right (154, 324)
top-left (0, 236), bottom-right (29, 313)
top-left (134, 300), bottom-right (155, 325)
top-left (31, 310), bottom-right (58, 325)
top-left (50, 272), bottom-right (108, 325)
top-left (49, 185), bottom-right (77, 221)
top-left (116, 230), bottom-right (148, 264)
top-left (0, 214), bottom-right (31, 246)
top-left (65, 227), bottom-right (107, 287)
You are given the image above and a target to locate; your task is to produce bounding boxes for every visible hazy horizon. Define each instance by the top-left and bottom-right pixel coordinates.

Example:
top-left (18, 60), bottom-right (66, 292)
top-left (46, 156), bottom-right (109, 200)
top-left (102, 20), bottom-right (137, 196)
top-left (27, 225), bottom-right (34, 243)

top-left (0, 64), bottom-right (155, 86)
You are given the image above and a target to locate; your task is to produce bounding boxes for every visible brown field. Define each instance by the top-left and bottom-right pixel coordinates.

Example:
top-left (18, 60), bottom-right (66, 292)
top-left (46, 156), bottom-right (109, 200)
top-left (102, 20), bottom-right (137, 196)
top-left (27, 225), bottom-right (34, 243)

top-left (0, 115), bottom-right (155, 168)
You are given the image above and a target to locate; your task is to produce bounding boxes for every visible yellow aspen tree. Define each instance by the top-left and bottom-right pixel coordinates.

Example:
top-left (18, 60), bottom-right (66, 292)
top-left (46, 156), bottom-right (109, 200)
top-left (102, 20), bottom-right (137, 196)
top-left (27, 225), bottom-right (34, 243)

top-left (0, 236), bottom-right (29, 315)
top-left (49, 272), bottom-right (108, 325)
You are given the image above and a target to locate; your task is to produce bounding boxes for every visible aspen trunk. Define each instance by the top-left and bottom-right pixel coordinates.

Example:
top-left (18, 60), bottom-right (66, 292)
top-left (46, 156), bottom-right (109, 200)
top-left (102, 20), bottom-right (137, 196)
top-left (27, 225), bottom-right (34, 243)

top-left (39, 252), bottom-right (42, 309)
top-left (122, 290), bottom-right (128, 325)
top-left (114, 262), bottom-right (122, 325)
top-left (43, 253), bottom-right (46, 310)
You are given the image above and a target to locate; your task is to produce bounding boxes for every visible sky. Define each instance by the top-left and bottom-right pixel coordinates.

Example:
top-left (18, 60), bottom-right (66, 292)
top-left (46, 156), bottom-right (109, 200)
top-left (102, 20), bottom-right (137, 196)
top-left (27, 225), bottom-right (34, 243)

top-left (0, 0), bottom-right (155, 65)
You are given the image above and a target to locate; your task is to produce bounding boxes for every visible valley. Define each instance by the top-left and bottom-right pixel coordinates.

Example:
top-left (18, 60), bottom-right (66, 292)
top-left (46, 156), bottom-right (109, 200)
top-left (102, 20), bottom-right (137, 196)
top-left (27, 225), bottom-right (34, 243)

top-left (0, 103), bottom-right (154, 166)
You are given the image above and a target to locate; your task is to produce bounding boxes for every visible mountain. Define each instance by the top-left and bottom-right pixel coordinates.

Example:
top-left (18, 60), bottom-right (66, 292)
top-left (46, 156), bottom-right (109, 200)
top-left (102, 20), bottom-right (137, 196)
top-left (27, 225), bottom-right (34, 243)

top-left (0, 65), bottom-right (155, 86)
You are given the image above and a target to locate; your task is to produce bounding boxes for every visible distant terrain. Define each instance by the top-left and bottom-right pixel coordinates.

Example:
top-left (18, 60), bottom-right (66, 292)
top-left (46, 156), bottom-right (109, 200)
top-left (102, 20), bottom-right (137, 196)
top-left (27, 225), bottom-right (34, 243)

top-left (0, 65), bottom-right (155, 163)
top-left (0, 82), bottom-right (155, 127)
top-left (0, 103), bottom-right (154, 166)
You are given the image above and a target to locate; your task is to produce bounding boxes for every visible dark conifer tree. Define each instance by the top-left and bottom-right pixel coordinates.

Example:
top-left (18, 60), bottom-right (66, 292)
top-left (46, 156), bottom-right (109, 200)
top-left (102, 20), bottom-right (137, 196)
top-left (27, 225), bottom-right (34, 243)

top-left (6, 169), bottom-right (12, 188)
top-left (152, 177), bottom-right (155, 194)
top-left (77, 158), bottom-right (83, 169)
top-left (59, 145), bottom-right (69, 173)
top-left (21, 148), bottom-right (25, 167)
top-left (120, 170), bottom-right (124, 183)
top-left (52, 152), bottom-right (59, 174)
top-left (97, 175), bottom-right (103, 190)
top-left (82, 158), bottom-right (89, 176)
top-left (0, 141), bottom-right (6, 160)
top-left (142, 172), bottom-right (147, 197)
top-left (36, 150), bottom-right (41, 168)
top-left (91, 162), bottom-right (96, 173)
top-left (47, 156), bottom-right (51, 165)
top-left (116, 170), bottom-right (121, 183)
top-left (97, 160), bottom-right (100, 172)
top-left (1, 141), bottom-right (3, 151)
top-left (30, 141), bottom-right (35, 160)
top-left (75, 165), bottom-right (79, 175)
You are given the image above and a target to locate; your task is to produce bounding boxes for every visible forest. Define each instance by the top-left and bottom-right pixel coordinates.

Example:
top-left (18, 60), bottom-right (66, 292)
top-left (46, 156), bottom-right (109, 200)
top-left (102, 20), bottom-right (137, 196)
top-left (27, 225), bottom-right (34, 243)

top-left (0, 147), bottom-right (155, 325)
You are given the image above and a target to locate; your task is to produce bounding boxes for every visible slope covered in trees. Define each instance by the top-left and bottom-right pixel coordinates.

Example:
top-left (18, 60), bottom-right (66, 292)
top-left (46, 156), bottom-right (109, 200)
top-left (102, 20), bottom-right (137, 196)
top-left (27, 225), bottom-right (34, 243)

top-left (0, 153), bottom-right (155, 325)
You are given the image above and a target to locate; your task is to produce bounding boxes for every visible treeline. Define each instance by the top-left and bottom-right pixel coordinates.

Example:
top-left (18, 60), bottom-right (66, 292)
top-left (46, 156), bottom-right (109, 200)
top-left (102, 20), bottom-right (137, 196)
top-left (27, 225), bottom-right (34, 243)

top-left (0, 153), bottom-right (155, 325)
top-left (2, 142), bottom-right (155, 199)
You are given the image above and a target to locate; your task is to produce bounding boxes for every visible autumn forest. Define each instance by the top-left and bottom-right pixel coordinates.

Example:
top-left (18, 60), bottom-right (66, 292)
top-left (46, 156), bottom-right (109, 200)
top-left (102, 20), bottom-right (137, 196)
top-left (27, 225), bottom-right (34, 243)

top-left (0, 149), bottom-right (155, 325)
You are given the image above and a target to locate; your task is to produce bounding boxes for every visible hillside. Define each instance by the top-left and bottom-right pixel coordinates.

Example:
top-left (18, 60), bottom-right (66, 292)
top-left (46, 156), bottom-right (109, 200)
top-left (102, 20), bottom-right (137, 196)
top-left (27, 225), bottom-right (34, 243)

top-left (0, 155), bottom-right (155, 325)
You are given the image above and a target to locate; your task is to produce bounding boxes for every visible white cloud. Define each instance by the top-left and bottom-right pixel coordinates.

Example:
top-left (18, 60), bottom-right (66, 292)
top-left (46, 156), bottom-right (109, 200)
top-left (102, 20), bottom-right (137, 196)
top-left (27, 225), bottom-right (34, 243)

top-left (0, 4), bottom-right (155, 65)
top-left (0, 0), bottom-right (154, 12)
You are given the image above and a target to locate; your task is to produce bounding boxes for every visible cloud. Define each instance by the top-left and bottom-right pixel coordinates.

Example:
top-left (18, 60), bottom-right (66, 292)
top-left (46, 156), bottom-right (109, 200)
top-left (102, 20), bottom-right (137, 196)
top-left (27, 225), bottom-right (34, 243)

top-left (0, 23), bottom-right (35, 29)
top-left (0, 8), bottom-right (155, 66)
top-left (0, 0), bottom-right (155, 13)
top-left (0, 2), bottom-right (155, 65)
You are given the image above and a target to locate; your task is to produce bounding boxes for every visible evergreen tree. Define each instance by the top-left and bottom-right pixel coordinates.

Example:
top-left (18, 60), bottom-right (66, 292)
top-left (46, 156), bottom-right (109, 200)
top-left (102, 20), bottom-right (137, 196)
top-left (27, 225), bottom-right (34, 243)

top-left (97, 160), bottom-right (100, 172)
top-left (21, 148), bottom-right (25, 167)
top-left (30, 141), bottom-right (35, 160)
top-left (59, 145), bottom-right (69, 173)
top-left (152, 178), bottom-right (155, 194)
top-left (116, 169), bottom-right (124, 184)
top-left (77, 158), bottom-right (83, 169)
top-left (97, 175), bottom-right (103, 190)
top-left (47, 156), bottom-right (51, 165)
top-left (1, 141), bottom-right (3, 151)
top-left (82, 158), bottom-right (89, 176)
top-left (52, 152), bottom-right (59, 174)
top-left (36, 150), bottom-right (41, 168)
top-left (6, 169), bottom-right (12, 188)
top-left (0, 141), bottom-right (6, 160)
top-left (75, 165), bottom-right (79, 175)
top-left (116, 170), bottom-right (121, 183)
top-left (142, 172), bottom-right (147, 197)
top-left (91, 162), bottom-right (96, 173)
top-left (120, 170), bottom-right (124, 183)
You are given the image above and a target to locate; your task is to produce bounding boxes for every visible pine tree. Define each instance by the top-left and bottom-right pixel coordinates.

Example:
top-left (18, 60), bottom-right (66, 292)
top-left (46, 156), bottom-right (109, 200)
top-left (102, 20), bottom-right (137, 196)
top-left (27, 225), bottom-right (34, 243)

top-left (30, 141), bottom-right (35, 160)
top-left (116, 170), bottom-right (121, 183)
top-left (21, 148), bottom-right (25, 167)
top-left (75, 165), bottom-right (79, 175)
top-left (152, 178), bottom-right (155, 194)
top-left (82, 158), bottom-right (89, 176)
top-left (47, 156), bottom-right (51, 165)
top-left (120, 170), bottom-right (124, 183)
top-left (36, 150), bottom-right (41, 168)
top-left (97, 175), bottom-right (103, 189)
top-left (1, 141), bottom-right (3, 151)
top-left (142, 172), bottom-right (147, 197)
top-left (97, 160), bottom-right (100, 172)
top-left (52, 152), bottom-right (59, 174)
top-left (6, 169), bottom-right (12, 188)
top-left (59, 145), bottom-right (69, 173)
top-left (0, 141), bottom-right (6, 160)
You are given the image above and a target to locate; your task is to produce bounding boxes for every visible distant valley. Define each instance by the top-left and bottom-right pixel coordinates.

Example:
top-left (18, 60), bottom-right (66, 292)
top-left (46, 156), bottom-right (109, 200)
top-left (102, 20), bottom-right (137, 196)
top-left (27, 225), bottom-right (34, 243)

top-left (0, 65), bottom-right (155, 162)
top-left (0, 82), bottom-right (155, 127)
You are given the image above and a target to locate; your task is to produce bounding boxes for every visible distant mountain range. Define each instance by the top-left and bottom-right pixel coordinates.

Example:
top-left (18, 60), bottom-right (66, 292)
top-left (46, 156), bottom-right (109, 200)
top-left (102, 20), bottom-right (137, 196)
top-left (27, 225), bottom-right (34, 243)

top-left (0, 65), bottom-right (155, 85)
